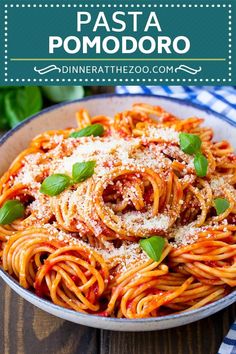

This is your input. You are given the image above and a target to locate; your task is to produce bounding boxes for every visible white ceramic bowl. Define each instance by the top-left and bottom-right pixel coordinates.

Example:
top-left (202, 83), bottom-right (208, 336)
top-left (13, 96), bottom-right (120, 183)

top-left (0, 94), bottom-right (235, 331)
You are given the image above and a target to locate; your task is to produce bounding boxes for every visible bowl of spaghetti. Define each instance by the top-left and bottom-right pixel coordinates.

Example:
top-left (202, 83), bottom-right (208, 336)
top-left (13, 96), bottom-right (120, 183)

top-left (0, 94), bottom-right (235, 331)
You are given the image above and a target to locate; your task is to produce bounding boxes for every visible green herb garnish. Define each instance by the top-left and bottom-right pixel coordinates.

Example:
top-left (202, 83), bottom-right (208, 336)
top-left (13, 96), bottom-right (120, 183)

top-left (139, 236), bottom-right (165, 262)
top-left (72, 161), bottom-right (96, 183)
top-left (40, 174), bottom-right (72, 196)
top-left (0, 200), bottom-right (25, 225)
top-left (69, 124), bottom-right (104, 138)
top-left (193, 153), bottom-right (208, 177)
top-left (214, 198), bottom-right (230, 215)
top-left (179, 133), bottom-right (202, 155)
top-left (179, 132), bottom-right (208, 178)
top-left (40, 161), bottom-right (96, 196)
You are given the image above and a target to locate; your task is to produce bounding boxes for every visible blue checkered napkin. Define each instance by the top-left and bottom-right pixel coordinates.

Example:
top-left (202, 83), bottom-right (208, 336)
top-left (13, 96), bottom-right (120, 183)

top-left (116, 85), bottom-right (236, 354)
top-left (218, 323), bottom-right (236, 354)
top-left (116, 86), bottom-right (236, 122)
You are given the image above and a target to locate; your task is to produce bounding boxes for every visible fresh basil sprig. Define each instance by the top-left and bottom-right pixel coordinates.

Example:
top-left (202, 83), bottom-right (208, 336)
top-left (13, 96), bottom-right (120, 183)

top-left (5, 87), bottom-right (42, 128)
top-left (214, 198), bottom-right (230, 215)
top-left (40, 161), bottom-right (96, 196)
top-left (179, 133), bottom-right (202, 155)
top-left (72, 161), bottom-right (96, 183)
top-left (0, 86), bottom-right (86, 132)
top-left (69, 124), bottom-right (104, 138)
top-left (0, 87), bottom-right (43, 130)
top-left (0, 200), bottom-right (25, 225)
top-left (194, 153), bottom-right (208, 177)
top-left (139, 236), bottom-right (165, 262)
top-left (179, 132), bottom-right (208, 178)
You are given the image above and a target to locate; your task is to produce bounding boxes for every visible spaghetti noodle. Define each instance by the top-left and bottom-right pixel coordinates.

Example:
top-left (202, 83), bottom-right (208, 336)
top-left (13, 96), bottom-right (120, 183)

top-left (0, 103), bottom-right (236, 318)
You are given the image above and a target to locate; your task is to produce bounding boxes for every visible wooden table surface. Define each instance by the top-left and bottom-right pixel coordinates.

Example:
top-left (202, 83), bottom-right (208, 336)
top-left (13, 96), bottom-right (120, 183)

top-left (0, 280), bottom-right (235, 354)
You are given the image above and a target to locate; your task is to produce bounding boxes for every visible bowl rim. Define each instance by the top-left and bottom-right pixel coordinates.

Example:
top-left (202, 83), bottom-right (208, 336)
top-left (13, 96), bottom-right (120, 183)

top-left (0, 92), bottom-right (235, 324)
top-left (1, 268), bottom-right (236, 323)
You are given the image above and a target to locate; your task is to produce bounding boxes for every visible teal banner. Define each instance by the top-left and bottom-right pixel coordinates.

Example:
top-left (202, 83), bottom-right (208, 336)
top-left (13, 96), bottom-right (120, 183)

top-left (0, 0), bottom-right (235, 85)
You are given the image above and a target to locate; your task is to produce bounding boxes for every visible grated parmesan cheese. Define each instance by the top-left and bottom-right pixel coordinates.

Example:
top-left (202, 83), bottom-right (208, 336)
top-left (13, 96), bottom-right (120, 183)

top-left (170, 224), bottom-right (200, 247)
top-left (120, 209), bottom-right (170, 234)
top-left (147, 126), bottom-right (179, 142)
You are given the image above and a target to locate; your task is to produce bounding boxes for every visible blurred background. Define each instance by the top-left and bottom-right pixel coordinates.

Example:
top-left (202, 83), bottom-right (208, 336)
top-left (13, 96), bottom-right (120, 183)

top-left (1, 86), bottom-right (235, 133)
top-left (0, 86), bottom-right (114, 132)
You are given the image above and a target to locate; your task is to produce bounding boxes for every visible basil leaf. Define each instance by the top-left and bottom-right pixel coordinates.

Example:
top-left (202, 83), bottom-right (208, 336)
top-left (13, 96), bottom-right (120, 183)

top-left (194, 153), bottom-right (208, 177)
top-left (0, 200), bottom-right (25, 225)
top-left (69, 124), bottom-right (104, 138)
top-left (40, 174), bottom-right (72, 196)
top-left (179, 133), bottom-right (202, 155)
top-left (4, 87), bottom-right (42, 128)
top-left (42, 86), bottom-right (84, 103)
top-left (139, 236), bottom-right (165, 262)
top-left (214, 198), bottom-right (230, 215)
top-left (72, 161), bottom-right (96, 183)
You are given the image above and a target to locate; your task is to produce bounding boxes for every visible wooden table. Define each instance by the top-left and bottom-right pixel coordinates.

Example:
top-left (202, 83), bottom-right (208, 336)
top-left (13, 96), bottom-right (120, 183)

top-left (0, 280), bottom-right (235, 354)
